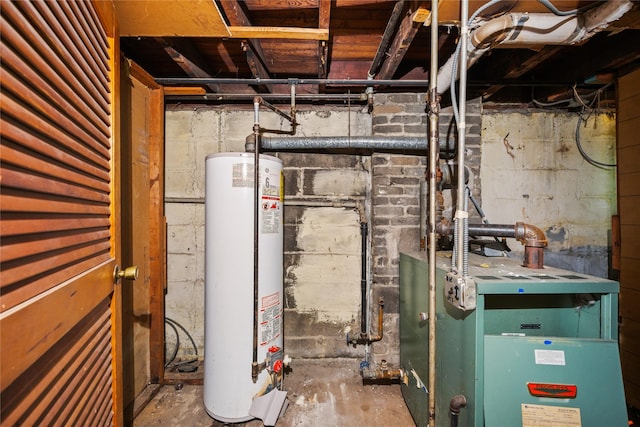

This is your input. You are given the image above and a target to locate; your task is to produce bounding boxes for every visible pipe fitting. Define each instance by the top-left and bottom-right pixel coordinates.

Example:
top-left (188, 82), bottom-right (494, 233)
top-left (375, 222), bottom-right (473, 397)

top-left (449, 394), bottom-right (467, 414)
top-left (514, 222), bottom-right (548, 248)
top-left (245, 133), bottom-right (257, 152)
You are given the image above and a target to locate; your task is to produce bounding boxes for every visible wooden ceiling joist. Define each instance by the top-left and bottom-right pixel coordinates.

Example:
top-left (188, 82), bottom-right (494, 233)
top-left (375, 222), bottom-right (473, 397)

top-left (376, 4), bottom-right (427, 81)
top-left (228, 26), bottom-right (329, 40)
top-left (219, 1), bottom-right (270, 79)
top-left (157, 38), bottom-right (255, 94)
top-left (318, 0), bottom-right (331, 80)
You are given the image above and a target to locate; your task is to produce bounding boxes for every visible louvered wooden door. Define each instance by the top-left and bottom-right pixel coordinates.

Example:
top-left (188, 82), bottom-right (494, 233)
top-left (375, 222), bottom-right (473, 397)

top-left (1, 1), bottom-right (122, 425)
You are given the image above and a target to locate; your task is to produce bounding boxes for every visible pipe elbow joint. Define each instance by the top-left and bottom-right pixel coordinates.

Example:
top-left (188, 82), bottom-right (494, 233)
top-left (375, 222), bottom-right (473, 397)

top-left (449, 394), bottom-right (467, 414)
top-left (435, 219), bottom-right (452, 236)
top-left (515, 222), bottom-right (548, 248)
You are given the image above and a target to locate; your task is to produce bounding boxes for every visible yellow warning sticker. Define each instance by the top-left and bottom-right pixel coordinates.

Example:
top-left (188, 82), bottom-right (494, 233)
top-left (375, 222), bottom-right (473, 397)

top-left (522, 403), bottom-right (581, 427)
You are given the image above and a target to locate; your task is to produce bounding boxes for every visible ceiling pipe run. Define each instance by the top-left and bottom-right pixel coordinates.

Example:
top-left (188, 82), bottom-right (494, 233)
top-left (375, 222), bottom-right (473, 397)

top-left (156, 77), bottom-right (430, 87)
top-left (436, 0), bottom-right (635, 94)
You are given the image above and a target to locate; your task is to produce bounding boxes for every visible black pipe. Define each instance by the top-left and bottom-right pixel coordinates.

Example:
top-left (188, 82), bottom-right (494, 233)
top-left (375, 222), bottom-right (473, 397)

top-left (436, 221), bottom-right (548, 268)
top-left (360, 222), bottom-right (368, 335)
top-left (155, 77), bottom-right (430, 87)
top-left (467, 223), bottom-right (518, 238)
top-left (251, 101), bottom-right (261, 383)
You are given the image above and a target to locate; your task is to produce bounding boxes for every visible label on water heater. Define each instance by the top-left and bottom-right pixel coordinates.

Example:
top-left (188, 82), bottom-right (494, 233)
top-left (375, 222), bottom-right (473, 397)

top-left (261, 166), bottom-right (282, 234)
top-left (232, 163), bottom-right (254, 187)
top-left (260, 292), bottom-right (282, 346)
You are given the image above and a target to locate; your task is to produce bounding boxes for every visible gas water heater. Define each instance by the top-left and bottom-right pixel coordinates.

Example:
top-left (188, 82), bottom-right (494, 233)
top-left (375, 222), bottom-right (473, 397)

top-left (204, 153), bottom-right (287, 425)
top-left (400, 251), bottom-right (627, 427)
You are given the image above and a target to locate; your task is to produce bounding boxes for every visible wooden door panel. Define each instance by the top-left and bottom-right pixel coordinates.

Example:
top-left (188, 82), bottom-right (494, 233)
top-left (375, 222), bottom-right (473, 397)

top-left (0, 1), bottom-right (121, 425)
top-left (1, 260), bottom-right (115, 389)
top-left (1, 293), bottom-right (114, 426)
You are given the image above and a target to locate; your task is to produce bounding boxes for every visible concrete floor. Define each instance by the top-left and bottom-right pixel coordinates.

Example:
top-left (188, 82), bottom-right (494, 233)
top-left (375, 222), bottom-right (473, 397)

top-left (134, 358), bottom-right (417, 427)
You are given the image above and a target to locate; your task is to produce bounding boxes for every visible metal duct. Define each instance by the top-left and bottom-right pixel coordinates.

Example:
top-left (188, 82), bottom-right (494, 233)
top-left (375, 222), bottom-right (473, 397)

top-left (437, 0), bottom-right (634, 94)
top-left (260, 135), bottom-right (454, 153)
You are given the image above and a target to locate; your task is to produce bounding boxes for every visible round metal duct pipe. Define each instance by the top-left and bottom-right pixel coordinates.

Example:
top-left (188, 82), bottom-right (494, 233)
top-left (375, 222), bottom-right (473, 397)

top-left (260, 135), bottom-right (455, 154)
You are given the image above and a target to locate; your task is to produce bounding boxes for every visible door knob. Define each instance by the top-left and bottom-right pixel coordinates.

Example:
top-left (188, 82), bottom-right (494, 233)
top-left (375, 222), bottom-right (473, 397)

top-left (114, 265), bottom-right (139, 284)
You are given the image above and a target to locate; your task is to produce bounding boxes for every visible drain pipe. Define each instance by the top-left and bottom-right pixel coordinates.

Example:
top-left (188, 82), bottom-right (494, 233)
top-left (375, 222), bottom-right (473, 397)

top-left (437, 0), bottom-right (634, 94)
top-left (427, 0), bottom-right (440, 426)
top-left (360, 222), bottom-right (368, 337)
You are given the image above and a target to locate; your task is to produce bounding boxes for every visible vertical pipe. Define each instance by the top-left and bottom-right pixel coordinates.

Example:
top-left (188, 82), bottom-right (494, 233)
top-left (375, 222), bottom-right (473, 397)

top-left (427, 1), bottom-right (439, 426)
top-left (360, 222), bottom-right (368, 335)
top-left (456, 0), bottom-right (469, 276)
top-left (252, 97), bottom-right (261, 382)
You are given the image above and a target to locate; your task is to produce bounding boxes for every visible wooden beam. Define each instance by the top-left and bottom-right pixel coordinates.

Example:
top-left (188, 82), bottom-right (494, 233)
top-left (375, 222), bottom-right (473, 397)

top-left (163, 87), bottom-right (207, 96)
top-left (219, 0), bottom-right (271, 82)
top-left (113, 0), bottom-right (231, 37)
top-left (482, 46), bottom-right (564, 101)
top-left (242, 41), bottom-right (271, 89)
top-left (156, 38), bottom-right (221, 93)
top-left (156, 38), bottom-right (255, 94)
top-left (318, 0), bottom-right (331, 79)
top-left (228, 26), bottom-right (329, 40)
top-left (376, 5), bottom-right (425, 80)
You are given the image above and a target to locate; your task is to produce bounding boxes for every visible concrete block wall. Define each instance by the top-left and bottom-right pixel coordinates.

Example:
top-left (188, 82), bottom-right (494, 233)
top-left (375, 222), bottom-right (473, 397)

top-left (481, 110), bottom-right (616, 277)
top-left (281, 153), bottom-right (369, 359)
top-left (164, 105), bottom-right (372, 359)
top-left (163, 100), bottom-right (616, 365)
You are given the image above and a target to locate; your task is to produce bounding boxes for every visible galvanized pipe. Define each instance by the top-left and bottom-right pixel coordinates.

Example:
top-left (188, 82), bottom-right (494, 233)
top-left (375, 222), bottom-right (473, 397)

top-left (427, 1), bottom-right (439, 426)
top-left (260, 135), bottom-right (454, 152)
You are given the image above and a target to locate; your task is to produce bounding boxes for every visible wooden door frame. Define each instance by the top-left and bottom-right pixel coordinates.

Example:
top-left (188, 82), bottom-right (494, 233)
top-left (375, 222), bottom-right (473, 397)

top-left (128, 61), bottom-right (166, 387)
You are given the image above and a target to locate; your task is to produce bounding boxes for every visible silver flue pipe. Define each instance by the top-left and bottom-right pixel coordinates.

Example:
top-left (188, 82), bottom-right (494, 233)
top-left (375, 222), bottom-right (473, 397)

top-left (260, 136), bottom-right (455, 153)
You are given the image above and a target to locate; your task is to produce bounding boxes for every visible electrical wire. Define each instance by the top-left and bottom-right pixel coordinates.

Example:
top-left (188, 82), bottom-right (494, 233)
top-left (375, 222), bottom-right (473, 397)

top-left (537, 0), bottom-right (598, 16)
top-left (165, 317), bottom-right (199, 368)
top-left (575, 113), bottom-right (616, 169)
top-left (165, 320), bottom-right (180, 367)
top-left (574, 81), bottom-right (616, 169)
top-left (537, 0), bottom-right (580, 16)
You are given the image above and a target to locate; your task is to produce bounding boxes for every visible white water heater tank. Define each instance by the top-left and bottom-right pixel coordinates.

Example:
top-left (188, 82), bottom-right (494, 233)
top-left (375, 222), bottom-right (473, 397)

top-left (204, 152), bottom-right (284, 423)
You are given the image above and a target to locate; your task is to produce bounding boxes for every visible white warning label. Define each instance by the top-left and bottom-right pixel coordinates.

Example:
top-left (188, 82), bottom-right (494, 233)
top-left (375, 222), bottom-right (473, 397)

top-left (260, 292), bottom-right (282, 346)
top-left (522, 404), bottom-right (581, 427)
top-left (260, 166), bottom-right (282, 234)
top-left (534, 349), bottom-right (566, 366)
top-left (232, 163), bottom-right (254, 187)
top-left (261, 195), bottom-right (281, 234)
